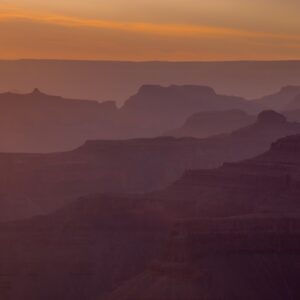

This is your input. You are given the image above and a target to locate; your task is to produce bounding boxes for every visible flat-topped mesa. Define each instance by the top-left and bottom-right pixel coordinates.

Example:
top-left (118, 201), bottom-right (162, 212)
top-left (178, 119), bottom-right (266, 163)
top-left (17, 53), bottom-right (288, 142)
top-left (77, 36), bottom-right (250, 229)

top-left (164, 216), bottom-right (300, 263)
top-left (137, 84), bottom-right (216, 97)
top-left (122, 84), bottom-right (258, 116)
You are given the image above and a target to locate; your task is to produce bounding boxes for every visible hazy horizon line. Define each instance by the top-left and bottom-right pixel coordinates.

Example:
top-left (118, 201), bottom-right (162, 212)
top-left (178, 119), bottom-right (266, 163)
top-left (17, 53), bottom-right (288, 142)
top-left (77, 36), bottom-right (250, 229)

top-left (1, 58), bottom-right (300, 64)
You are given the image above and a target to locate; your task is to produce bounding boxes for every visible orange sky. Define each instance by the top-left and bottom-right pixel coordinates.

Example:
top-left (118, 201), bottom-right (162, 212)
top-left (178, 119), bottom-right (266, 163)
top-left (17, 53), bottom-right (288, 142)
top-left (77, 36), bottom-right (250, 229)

top-left (0, 0), bottom-right (299, 61)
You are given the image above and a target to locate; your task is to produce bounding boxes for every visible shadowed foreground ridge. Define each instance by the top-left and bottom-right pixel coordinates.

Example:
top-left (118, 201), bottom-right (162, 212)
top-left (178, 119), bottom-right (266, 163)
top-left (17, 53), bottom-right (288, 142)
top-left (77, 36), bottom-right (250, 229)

top-left (103, 215), bottom-right (300, 300)
top-left (2, 135), bottom-right (300, 300)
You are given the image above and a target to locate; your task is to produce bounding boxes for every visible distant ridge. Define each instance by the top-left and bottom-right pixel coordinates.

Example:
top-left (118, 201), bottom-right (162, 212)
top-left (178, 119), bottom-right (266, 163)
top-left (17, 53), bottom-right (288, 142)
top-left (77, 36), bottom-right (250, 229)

top-left (0, 85), bottom-right (260, 152)
top-left (0, 60), bottom-right (299, 103)
top-left (3, 84), bottom-right (300, 152)
top-left (166, 110), bottom-right (255, 138)
top-left (253, 85), bottom-right (300, 111)
top-left (0, 89), bottom-right (118, 152)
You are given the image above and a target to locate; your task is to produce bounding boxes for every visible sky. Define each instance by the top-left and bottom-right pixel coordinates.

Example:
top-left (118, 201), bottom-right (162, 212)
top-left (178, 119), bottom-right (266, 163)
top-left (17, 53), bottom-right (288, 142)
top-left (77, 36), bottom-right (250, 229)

top-left (0, 0), bottom-right (299, 61)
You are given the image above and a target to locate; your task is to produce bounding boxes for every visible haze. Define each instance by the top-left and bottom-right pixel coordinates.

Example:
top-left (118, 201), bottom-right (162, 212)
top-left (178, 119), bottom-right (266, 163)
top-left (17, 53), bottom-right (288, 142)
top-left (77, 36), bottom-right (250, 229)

top-left (1, 0), bottom-right (300, 60)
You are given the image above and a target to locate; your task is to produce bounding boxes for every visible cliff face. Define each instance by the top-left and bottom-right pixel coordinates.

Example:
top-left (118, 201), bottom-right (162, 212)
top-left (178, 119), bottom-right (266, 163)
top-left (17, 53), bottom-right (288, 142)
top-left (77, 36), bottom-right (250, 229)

top-left (103, 216), bottom-right (300, 300)
top-left (159, 135), bottom-right (300, 219)
top-left (0, 137), bottom-right (219, 221)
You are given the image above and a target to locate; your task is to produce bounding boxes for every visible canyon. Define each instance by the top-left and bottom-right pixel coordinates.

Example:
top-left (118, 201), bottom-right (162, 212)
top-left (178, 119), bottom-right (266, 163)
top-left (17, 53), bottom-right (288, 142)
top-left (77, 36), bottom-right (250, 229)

top-left (1, 111), bottom-right (300, 221)
top-left (1, 134), bottom-right (300, 300)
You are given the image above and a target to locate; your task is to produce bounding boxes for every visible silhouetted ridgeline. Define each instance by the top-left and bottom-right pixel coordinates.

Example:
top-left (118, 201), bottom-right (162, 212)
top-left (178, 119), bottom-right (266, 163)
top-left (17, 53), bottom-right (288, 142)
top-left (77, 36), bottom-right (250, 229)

top-left (1, 111), bottom-right (300, 221)
top-left (120, 84), bottom-right (259, 137)
top-left (156, 134), bottom-right (300, 219)
top-left (0, 84), bottom-right (261, 152)
top-left (1, 60), bottom-right (300, 101)
top-left (2, 84), bottom-right (300, 152)
top-left (0, 88), bottom-right (118, 152)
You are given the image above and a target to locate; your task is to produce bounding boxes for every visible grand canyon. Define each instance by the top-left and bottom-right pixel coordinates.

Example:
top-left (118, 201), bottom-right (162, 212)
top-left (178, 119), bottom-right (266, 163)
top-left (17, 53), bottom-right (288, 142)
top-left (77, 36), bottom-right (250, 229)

top-left (1, 79), bottom-right (300, 299)
top-left (1, 0), bottom-right (300, 299)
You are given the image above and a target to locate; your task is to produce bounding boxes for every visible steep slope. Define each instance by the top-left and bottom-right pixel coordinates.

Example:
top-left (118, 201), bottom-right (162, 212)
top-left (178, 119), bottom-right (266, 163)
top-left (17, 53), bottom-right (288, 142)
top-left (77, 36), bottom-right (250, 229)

top-left (165, 110), bottom-right (255, 138)
top-left (157, 133), bottom-right (300, 218)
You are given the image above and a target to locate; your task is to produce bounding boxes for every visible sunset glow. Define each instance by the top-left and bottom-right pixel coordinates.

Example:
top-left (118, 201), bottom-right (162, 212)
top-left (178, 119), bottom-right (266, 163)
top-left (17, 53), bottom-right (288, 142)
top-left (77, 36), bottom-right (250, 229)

top-left (0, 1), bottom-right (300, 60)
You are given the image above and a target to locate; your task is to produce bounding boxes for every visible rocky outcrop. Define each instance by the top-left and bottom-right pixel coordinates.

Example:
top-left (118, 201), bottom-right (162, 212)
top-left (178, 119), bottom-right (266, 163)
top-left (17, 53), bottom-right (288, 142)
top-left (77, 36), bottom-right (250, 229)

top-left (123, 83), bottom-right (253, 118)
top-left (152, 134), bottom-right (300, 219)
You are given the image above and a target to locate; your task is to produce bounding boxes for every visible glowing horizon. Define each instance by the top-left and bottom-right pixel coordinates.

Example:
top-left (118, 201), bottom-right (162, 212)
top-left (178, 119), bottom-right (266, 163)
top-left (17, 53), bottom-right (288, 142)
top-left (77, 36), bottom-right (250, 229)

top-left (0, 1), bottom-right (299, 61)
